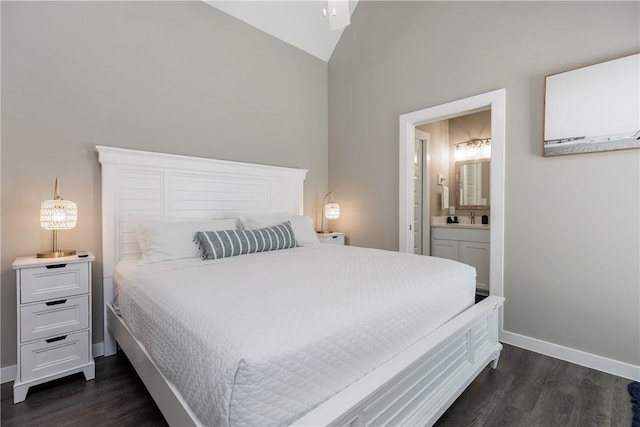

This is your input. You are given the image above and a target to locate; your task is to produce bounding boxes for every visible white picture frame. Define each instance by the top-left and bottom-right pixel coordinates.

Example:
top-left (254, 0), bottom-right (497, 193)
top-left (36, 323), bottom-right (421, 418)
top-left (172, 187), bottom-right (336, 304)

top-left (543, 53), bottom-right (640, 157)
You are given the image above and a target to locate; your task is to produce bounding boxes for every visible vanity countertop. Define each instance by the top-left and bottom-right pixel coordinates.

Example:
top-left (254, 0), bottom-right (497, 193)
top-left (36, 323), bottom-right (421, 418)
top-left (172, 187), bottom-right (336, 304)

top-left (431, 223), bottom-right (490, 230)
top-left (431, 216), bottom-right (490, 230)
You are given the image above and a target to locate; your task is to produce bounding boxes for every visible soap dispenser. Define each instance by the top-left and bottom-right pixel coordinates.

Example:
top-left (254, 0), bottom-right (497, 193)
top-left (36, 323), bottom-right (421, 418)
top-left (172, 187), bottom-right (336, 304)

top-left (447, 207), bottom-right (458, 224)
top-left (481, 212), bottom-right (489, 225)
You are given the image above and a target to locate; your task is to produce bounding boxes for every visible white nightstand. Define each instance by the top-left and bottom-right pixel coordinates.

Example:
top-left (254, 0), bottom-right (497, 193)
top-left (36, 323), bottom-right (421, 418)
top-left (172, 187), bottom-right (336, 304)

top-left (12, 253), bottom-right (96, 403)
top-left (317, 232), bottom-right (345, 245)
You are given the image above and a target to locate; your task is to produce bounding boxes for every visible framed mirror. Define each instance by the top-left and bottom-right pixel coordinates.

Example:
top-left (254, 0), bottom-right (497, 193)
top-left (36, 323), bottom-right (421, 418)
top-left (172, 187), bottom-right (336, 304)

top-left (455, 159), bottom-right (490, 209)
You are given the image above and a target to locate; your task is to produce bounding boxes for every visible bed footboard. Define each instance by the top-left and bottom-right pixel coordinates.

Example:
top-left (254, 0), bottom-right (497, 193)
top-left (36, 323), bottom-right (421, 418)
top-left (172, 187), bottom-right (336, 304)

top-left (109, 295), bottom-right (502, 427)
top-left (292, 295), bottom-right (504, 427)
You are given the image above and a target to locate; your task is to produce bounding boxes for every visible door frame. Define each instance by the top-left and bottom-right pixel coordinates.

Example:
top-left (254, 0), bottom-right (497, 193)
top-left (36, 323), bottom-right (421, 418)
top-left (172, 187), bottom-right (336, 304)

top-left (414, 129), bottom-right (431, 255)
top-left (399, 89), bottom-right (506, 300)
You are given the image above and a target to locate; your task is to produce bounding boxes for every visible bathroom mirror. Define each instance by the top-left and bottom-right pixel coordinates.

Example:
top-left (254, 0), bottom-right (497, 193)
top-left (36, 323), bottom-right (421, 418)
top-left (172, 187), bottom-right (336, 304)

top-left (455, 159), bottom-right (490, 209)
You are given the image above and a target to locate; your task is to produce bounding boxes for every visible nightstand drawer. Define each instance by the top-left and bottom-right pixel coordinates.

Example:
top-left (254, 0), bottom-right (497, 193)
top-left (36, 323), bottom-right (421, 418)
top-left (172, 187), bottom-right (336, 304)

top-left (318, 233), bottom-right (345, 245)
top-left (20, 330), bottom-right (90, 382)
top-left (20, 295), bottom-right (89, 342)
top-left (20, 262), bottom-right (89, 304)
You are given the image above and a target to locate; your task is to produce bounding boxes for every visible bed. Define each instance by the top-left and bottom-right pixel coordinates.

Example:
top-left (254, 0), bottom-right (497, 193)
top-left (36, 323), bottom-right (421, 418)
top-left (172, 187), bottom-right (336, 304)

top-left (97, 145), bottom-right (504, 427)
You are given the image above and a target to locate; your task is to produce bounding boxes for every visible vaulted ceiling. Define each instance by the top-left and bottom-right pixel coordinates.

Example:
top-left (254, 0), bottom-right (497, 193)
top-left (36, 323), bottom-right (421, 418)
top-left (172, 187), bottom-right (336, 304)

top-left (203, 1), bottom-right (359, 61)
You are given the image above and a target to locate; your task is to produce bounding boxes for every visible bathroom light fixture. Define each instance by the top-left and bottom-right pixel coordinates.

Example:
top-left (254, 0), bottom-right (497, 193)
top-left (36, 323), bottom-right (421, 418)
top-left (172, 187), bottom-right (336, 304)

top-left (454, 138), bottom-right (491, 160)
top-left (320, 191), bottom-right (340, 233)
top-left (322, 0), bottom-right (350, 30)
top-left (37, 177), bottom-right (78, 258)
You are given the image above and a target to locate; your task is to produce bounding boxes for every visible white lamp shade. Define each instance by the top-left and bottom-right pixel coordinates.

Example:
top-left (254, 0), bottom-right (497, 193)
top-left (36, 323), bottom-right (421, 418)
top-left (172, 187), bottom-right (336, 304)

top-left (324, 202), bottom-right (340, 220)
top-left (40, 199), bottom-right (77, 230)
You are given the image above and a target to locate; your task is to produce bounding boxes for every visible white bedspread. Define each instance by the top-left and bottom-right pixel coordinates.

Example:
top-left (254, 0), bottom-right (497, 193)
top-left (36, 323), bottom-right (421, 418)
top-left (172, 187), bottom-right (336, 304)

top-left (114, 245), bottom-right (475, 426)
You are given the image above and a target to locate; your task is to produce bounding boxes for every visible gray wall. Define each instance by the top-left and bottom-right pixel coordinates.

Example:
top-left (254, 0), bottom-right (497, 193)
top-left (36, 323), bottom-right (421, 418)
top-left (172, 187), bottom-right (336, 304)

top-left (329, 2), bottom-right (639, 365)
top-left (1, 1), bottom-right (328, 367)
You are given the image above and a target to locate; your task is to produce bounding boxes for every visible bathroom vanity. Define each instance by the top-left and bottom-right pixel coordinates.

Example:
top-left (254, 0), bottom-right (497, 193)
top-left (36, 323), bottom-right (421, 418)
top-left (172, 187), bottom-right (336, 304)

top-left (431, 221), bottom-right (490, 293)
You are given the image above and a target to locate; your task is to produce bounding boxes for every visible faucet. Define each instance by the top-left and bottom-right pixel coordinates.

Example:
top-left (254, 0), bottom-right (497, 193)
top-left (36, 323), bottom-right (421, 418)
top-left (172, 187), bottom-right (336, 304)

top-left (469, 211), bottom-right (475, 224)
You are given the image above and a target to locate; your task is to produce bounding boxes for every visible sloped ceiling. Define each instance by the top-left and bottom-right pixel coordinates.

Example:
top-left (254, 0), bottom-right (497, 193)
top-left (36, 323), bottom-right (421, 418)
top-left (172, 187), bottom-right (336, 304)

top-left (203, 0), bottom-right (359, 62)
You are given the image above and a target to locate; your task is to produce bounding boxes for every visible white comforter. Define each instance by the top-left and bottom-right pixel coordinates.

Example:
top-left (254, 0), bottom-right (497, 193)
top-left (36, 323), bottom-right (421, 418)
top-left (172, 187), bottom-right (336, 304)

top-left (114, 244), bottom-right (475, 426)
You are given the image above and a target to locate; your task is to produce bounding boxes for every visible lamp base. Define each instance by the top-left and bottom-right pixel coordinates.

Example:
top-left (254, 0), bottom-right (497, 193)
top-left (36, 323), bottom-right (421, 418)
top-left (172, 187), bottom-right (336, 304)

top-left (37, 249), bottom-right (77, 258)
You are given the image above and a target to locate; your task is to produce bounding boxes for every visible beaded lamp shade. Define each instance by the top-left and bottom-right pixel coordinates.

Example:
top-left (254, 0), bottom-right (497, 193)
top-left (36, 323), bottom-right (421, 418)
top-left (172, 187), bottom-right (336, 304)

top-left (324, 202), bottom-right (340, 220)
top-left (40, 199), bottom-right (77, 230)
top-left (37, 178), bottom-right (77, 258)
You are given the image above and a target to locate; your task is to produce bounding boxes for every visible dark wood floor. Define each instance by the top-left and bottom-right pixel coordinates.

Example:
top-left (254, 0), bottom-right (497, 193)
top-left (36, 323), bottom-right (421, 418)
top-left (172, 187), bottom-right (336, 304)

top-left (0, 352), bottom-right (167, 427)
top-left (0, 344), bottom-right (633, 426)
top-left (435, 344), bottom-right (632, 427)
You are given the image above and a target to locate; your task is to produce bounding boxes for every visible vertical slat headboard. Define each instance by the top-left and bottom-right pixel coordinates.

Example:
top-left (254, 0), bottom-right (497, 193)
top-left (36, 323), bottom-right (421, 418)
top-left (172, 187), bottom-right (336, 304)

top-left (96, 146), bottom-right (307, 355)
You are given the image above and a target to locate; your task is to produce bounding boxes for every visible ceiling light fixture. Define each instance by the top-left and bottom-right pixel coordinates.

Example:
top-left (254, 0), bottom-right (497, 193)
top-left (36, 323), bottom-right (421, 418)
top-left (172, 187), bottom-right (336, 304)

top-left (322, 0), bottom-right (350, 31)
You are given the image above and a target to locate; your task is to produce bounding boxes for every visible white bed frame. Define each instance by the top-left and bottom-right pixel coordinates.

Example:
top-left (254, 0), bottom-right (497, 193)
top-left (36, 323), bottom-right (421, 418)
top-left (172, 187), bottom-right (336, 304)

top-left (97, 145), bottom-right (504, 427)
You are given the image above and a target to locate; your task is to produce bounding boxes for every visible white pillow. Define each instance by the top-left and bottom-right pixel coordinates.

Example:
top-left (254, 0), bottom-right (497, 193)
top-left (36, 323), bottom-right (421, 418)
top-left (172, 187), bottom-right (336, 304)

top-left (130, 216), bottom-right (238, 263)
top-left (240, 214), bottom-right (320, 245)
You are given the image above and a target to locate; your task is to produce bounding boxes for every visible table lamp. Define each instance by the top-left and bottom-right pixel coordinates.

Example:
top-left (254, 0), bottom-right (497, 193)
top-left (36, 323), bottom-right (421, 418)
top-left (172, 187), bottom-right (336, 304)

top-left (320, 191), bottom-right (340, 233)
top-left (37, 177), bottom-right (77, 258)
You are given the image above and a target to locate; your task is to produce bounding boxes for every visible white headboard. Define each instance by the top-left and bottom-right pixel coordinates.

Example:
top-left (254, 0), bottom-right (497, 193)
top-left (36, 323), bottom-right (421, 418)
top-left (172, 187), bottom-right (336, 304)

top-left (96, 145), bottom-right (307, 355)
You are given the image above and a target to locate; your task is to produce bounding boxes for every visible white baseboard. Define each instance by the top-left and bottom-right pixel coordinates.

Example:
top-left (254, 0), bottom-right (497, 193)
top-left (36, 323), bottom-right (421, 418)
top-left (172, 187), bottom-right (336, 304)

top-left (1, 365), bottom-right (16, 384)
top-left (501, 330), bottom-right (640, 381)
top-left (0, 342), bottom-right (106, 385)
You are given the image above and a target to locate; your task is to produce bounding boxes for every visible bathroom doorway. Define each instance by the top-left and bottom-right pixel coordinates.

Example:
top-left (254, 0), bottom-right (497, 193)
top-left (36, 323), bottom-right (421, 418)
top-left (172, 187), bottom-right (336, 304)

top-left (415, 111), bottom-right (492, 295)
top-left (415, 110), bottom-right (492, 241)
top-left (399, 89), bottom-right (505, 300)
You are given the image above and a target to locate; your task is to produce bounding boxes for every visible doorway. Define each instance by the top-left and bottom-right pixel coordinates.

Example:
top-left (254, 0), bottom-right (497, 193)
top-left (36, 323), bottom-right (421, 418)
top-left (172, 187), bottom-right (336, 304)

top-left (414, 111), bottom-right (491, 261)
top-left (398, 89), bottom-right (505, 299)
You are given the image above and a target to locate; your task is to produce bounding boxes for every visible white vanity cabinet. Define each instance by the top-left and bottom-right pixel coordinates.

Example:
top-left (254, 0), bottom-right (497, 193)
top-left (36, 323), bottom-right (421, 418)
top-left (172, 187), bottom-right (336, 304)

top-left (431, 226), bottom-right (490, 292)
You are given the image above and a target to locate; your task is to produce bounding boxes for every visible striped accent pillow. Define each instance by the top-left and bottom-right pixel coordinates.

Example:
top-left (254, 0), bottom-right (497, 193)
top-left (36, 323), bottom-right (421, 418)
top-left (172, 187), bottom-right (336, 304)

top-left (194, 221), bottom-right (297, 260)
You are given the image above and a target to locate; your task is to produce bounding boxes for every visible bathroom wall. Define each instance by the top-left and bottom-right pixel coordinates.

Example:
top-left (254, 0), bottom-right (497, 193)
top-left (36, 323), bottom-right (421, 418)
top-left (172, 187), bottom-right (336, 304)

top-left (418, 109), bottom-right (491, 222)
top-left (417, 120), bottom-right (449, 220)
top-left (448, 110), bottom-right (492, 219)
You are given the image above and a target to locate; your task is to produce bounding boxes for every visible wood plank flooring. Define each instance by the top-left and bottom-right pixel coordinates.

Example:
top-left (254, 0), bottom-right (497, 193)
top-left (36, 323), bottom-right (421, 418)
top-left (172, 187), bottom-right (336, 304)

top-left (0, 351), bottom-right (167, 426)
top-left (435, 344), bottom-right (632, 427)
top-left (0, 344), bottom-right (633, 426)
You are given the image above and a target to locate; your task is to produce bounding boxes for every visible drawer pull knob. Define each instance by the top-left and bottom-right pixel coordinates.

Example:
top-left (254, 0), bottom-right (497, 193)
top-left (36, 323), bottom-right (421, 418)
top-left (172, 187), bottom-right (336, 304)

top-left (45, 299), bottom-right (67, 306)
top-left (45, 335), bottom-right (67, 343)
top-left (45, 264), bottom-right (67, 269)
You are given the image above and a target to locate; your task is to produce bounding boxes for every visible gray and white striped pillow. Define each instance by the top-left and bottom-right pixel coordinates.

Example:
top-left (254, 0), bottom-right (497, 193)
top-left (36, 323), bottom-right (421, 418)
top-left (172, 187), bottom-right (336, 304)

top-left (193, 221), bottom-right (297, 260)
